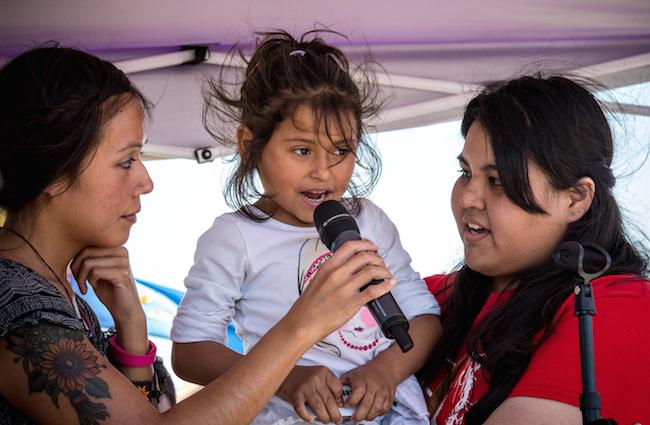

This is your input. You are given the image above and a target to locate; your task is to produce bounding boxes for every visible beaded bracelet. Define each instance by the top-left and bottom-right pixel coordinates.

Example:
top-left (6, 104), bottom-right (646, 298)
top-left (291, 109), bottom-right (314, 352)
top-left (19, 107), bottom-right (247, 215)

top-left (107, 335), bottom-right (157, 367)
top-left (132, 380), bottom-right (161, 402)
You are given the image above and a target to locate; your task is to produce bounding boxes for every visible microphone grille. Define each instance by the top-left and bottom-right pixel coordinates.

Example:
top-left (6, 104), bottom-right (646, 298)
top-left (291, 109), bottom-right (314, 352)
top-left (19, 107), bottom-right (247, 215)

top-left (313, 200), bottom-right (359, 249)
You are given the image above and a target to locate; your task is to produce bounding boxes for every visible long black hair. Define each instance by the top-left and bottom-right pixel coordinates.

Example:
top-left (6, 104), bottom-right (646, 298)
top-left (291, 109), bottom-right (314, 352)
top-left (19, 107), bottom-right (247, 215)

top-left (0, 45), bottom-right (150, 215)
top-left (203, 29), bottom-right (383, 219)
top-left (419, 75), bottom-right (648, 423)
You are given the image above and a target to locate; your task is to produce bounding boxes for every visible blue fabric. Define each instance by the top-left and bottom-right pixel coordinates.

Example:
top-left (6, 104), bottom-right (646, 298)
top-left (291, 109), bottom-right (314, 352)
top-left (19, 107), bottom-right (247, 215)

top-left (71, 276), bottom-right (244, 352)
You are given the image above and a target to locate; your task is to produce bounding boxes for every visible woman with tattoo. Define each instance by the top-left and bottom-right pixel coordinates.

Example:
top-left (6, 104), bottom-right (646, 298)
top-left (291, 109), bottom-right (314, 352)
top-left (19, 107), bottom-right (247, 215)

top-left (0, 46), bottom-right (396, 425)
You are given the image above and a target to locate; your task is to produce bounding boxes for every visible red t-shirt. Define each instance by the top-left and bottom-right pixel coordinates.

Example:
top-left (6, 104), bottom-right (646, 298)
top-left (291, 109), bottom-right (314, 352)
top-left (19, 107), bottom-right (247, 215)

top-left (425, 273), bottom-right (650, 425)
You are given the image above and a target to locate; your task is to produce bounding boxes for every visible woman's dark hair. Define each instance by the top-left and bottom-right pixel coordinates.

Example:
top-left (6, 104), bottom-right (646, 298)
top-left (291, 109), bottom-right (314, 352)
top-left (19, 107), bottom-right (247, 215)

top-left (203, 29), bottom-right (383, 219)
top-left (0, 46), bottom-right (150, 214)
top-left (419, 75), bottom-right (648, 423)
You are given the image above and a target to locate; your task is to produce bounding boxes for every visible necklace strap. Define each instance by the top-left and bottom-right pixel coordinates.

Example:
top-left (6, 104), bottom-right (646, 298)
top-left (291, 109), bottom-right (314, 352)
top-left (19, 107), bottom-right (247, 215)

top-left (1, 227), bottom-right (76, 303)
top-left (2, 227), bottom-right (89, 330)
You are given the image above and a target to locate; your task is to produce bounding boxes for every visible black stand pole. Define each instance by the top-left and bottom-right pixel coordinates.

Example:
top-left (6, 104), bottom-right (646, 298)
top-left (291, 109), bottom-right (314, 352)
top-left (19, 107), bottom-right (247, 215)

top-left (553, 242), bottom-right (617, 425)
top-left (575, 279), bottom-right (601, 422)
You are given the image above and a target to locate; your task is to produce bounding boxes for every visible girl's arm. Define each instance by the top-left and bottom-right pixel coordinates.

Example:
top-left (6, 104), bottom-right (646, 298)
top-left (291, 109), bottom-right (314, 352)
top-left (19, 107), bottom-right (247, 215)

top-left (172, 340), bottom-right (241, 385)
top-left (170, 215), bottom-right (246, 384)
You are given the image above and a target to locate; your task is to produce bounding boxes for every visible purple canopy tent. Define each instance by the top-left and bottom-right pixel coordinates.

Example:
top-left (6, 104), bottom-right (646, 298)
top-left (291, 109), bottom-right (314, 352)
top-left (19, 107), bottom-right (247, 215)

top-left (2, 0), bottom-right (649, 160)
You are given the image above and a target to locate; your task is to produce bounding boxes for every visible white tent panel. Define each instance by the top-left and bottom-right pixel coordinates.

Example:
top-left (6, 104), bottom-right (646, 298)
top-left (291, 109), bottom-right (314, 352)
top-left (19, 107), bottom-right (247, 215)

top-left (2, 0), bottom-right (649, 159)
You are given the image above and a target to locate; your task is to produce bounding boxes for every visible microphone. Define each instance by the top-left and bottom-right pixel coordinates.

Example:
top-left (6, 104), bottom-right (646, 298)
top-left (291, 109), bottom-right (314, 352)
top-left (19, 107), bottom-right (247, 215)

top-left (314, 200), bottom-right (413, 353)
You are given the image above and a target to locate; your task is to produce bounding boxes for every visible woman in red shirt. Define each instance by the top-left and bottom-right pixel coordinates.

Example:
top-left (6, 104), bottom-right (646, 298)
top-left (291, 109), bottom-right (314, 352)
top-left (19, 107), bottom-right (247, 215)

top-left (419, 76), bottom-right (649, 424)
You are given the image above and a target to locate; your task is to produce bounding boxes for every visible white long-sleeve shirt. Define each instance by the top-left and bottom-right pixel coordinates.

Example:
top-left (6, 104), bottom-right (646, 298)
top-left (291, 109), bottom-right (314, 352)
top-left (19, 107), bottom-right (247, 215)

top-left (172, 199), bottom-right (439, 423)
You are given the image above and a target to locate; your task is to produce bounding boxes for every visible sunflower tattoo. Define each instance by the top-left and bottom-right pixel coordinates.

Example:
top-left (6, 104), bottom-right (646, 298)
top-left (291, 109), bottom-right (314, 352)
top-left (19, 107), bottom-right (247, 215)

top-left (6, 324), bottom-right (111, 425)
top-left (40, 339), bottom-right (103, 393)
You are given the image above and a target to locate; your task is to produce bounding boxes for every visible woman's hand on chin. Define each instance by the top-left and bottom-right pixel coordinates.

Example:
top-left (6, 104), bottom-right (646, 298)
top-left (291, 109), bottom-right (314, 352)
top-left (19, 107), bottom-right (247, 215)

top-left (70, 246), bottom-right (145, 330)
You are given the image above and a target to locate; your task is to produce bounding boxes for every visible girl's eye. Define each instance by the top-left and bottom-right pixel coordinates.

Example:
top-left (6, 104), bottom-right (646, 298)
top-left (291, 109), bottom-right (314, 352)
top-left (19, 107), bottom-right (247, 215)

top-left (293, 147), bottom-right (310, 156)
top-left (333, 147), bottom-right (349, 156)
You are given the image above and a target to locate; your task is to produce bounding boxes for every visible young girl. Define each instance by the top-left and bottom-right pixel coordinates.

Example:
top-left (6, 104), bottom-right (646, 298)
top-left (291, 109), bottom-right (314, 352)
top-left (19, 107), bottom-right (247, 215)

top-left (171, 31), bottom-right (441, 424)
top-left (0, 46), bottom-right (397, 425)
top-left (420, 75), bottom-right (650, 424)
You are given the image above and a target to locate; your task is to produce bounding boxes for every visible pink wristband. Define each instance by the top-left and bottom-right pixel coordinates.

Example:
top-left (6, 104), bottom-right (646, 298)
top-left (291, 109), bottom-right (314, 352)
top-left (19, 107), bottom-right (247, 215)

top-left (107, 335), bottom-right (157, 367)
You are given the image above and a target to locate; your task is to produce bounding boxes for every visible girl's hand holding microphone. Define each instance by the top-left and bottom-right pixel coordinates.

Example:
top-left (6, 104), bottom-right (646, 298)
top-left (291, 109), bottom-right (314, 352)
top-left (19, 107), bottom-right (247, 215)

top-left (279, 239), bottom-right (395, 423)
top-left (286, 239), bottom-right (394, 342)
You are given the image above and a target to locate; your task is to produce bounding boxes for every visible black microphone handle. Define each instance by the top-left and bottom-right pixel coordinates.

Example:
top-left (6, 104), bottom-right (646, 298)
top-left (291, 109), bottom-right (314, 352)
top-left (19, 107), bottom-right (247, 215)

top-left (313, 200), bottom-right (413, 352)
top-left (362, 280), bottom-right (414, 352)
top-left (331, 232), bottom-right (413, 353)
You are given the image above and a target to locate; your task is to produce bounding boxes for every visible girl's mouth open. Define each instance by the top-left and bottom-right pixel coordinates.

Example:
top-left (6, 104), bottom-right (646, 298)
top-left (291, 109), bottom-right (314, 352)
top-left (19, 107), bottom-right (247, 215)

top-left (302, 191), bottom-right (329, 206)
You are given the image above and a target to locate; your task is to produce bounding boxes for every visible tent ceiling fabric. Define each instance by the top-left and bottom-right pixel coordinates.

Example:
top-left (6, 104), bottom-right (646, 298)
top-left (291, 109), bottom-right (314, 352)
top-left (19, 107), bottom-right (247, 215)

top-left (2, 0), bottom-right (650, 160)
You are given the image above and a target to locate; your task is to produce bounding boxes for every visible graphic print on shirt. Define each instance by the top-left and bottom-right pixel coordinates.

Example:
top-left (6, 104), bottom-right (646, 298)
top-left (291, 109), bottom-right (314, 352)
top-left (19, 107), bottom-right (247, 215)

top-left (433, 357), bottom-right (481, 425)
top-left (298, 237), bottom-right (383, 358)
